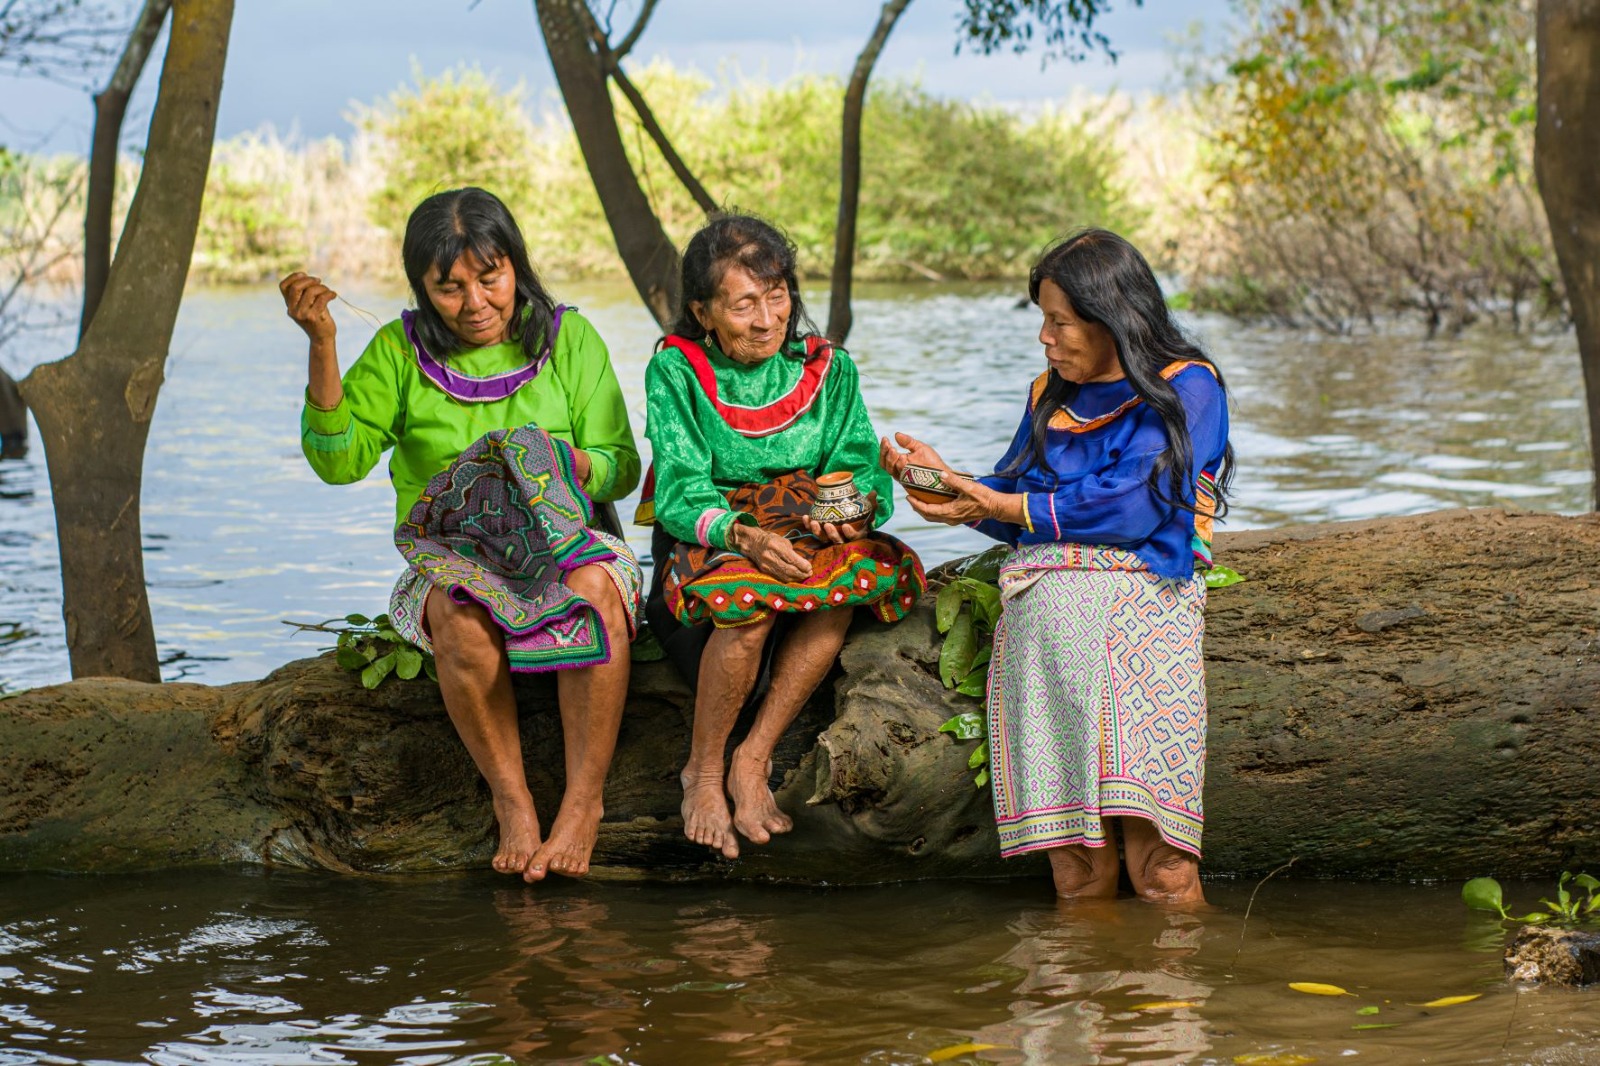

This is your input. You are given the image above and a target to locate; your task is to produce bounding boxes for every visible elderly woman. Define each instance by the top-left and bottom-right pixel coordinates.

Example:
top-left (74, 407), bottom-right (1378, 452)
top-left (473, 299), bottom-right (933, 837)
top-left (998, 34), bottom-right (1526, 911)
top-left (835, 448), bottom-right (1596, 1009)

top-left (882, 229), bottom-right (1232, 903)
top-left (281, 187), bottom-right (640, 883)
top-left (642, 214), bottom-right (924, 860)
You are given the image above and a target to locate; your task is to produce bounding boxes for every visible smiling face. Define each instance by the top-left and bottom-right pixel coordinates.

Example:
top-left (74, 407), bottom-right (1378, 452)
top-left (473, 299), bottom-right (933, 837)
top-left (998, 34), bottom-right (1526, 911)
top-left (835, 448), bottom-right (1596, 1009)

top-left (692, 262), bottom-right (792, 365)
top-left (1037, 278), bottom-right (1123, 384)
top-left (423, 248), bottom-right (517, 348)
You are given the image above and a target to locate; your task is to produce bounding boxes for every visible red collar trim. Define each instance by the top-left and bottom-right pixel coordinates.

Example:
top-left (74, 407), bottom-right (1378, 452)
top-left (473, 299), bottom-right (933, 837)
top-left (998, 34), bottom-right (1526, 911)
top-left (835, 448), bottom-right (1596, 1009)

top-left (666, 334), bottom-right (835, 438)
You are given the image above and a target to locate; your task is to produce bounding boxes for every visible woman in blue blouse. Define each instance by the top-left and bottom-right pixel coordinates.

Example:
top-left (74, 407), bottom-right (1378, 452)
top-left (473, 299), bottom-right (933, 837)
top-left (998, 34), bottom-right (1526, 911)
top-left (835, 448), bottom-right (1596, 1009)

top-left (882, 229), bottom-right (1232, 903)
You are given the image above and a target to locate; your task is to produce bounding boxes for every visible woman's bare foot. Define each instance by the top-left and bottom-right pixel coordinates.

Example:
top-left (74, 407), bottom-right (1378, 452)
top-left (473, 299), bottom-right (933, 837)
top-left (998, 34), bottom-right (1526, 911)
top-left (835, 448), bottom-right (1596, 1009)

top-left (524, 794), bottom-right (604, 882)
top-left (680, 768), bottom-right (739, 859)
top-left (491, 792), bottom-right (542, 874)
top-left (728, 745), bottom-right (792, 845)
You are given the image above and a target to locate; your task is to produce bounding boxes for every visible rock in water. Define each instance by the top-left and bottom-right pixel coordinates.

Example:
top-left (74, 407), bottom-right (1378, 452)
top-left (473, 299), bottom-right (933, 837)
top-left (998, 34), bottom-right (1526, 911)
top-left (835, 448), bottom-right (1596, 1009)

top-left (0, 368), bottom-right (26, 460)
top-left (1506, 925), bottom-right (1600, 986)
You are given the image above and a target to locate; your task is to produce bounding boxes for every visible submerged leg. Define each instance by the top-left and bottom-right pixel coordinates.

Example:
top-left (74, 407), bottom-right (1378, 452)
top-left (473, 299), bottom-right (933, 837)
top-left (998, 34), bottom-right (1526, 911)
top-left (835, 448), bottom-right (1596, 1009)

top-left (681, 614), bottom-right (775, 860)
top-left (1121, 815), bottom-right (1205, 904)
top-left (1046, 832), bottom-right (1121, 900)
top-left (728, 606), bottom-right (853, 846)
top-left (525, 563), bottom-right (634, 882)
top-left (426, 588), bottom-right (539, 875)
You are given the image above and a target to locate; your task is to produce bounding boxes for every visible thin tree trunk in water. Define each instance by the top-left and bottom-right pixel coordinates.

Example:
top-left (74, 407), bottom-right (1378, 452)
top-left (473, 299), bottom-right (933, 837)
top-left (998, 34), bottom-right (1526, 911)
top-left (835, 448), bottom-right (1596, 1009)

top-left (1536, 0), bottom-right (1600, 509)
top-left (18, 0), bottom-right (234, 682)
top-left (534, 0), bottom-right (681, 328)
top-left (81, 0), bottom-right (173, 339)
top-left (827, 0), bottom-right (914, 345)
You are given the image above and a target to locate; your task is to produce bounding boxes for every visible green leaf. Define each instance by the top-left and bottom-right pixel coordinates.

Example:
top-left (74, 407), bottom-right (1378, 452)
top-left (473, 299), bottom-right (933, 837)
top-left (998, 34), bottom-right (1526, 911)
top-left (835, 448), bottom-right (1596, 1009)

top-left (968, 741), bottom-right (989, 770)
top-left (630, 627), bottom-right (666, 662)
top-left (336, 630), bottom-right (354, 648)
top-left (973, 767), bottom-right (990, 788)
top-left (935, 582), bottom-right (965, 634)
top-left (395, 645), bottom-right (423, 680)
top-left (939, 608), bottom-right (977, 688)
top-left (1572, 873), bottom-right (1599, 893)
top-left (345, 613), bottom-right (371, 626)
top-left (939, 712), bottom-right (984, 741)
top-left (1356, 1006), bottom-right (1380, 1016)
top-left (423, 657), bottom-right (439, 682)
top-left (956, 664), bottom-right (989, 698)
top-left (375, 628), bottom-right (402, 643)
top-left (957, 578), bottom-right (1001, 629)
top-left (1518, 912), bottom-right (1551, 924)
top-left (335, 645), bottom-right (367, 671)
top-left (362, 642), bottom-right (379, 662)
top-left (1352, 1023), bottom-right (1398, 1030)
top-left (957, 546), bottom-right (1008, 585)
top-left (1204, 565), bottom-right (1246, 589)
top-left (361, 652), bottom-right (396, 689)
top-left (1462, 877), bottom-right (1504, 914)
top-left (372, 614), bottom-right (391, 627)
top-left (970, 644), bottom-right (993, 670)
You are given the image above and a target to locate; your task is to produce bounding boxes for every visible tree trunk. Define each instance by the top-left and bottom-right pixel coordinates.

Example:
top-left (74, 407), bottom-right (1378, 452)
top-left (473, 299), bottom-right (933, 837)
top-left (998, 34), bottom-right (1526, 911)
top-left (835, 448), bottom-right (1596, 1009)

top-left (81, 0), bottom-right (172, 339)
top-left (0, 367), bottom-right (26, 459)
top-left (4, 510), bottom-right (1598, 882)
top-left (827, 0), bottom-right (914, 345)
top-left (1536, 0), bottom-right (1600, 508)
top-left (17, 0), bottom-right (233, 681)
top-left (534, 0), bottom-right (682, 328)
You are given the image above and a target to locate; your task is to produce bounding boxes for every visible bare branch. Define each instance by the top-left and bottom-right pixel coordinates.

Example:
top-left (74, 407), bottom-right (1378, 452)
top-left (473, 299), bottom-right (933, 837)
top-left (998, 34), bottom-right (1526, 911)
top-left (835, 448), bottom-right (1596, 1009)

top-left (611, 0), bottom-right (656, 62)
top-left (611, 63), bottom-right (718, 215)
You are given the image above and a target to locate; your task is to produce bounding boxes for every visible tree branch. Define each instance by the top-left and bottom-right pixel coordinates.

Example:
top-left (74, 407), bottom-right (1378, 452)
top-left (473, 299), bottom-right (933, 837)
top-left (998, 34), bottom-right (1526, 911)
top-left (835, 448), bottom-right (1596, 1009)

top-left (612, 0), bottom-right (656, 62)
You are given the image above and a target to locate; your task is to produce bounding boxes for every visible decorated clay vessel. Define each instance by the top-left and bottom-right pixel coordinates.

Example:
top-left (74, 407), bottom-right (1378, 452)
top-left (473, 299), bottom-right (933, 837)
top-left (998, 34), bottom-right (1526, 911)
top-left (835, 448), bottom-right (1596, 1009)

top-left (811, 470), bottom-right (871, 525)
top-left (899, 463), bottom-right (973, 504)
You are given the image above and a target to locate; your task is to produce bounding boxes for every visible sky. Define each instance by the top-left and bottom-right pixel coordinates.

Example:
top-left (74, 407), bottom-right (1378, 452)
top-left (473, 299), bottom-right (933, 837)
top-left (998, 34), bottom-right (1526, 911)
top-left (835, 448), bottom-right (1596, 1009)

top-left (0, 0), bottom-right (1233, 156)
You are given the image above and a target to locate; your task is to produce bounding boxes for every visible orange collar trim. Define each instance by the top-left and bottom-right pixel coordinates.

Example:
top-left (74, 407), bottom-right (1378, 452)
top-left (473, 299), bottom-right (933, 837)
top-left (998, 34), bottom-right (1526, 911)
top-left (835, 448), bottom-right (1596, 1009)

top-left (1030, 360), bottom-right (1217, 433)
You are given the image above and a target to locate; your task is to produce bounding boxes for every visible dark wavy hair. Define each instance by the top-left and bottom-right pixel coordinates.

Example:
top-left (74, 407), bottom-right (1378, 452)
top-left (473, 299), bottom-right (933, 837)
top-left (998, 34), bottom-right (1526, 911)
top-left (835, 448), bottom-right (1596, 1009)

top-left (667, 212), bottom-right (819, 356)
top-left (1011, 228), bottom-right (1234, 516)
top-left (401, 187), bottom-right (557, 363)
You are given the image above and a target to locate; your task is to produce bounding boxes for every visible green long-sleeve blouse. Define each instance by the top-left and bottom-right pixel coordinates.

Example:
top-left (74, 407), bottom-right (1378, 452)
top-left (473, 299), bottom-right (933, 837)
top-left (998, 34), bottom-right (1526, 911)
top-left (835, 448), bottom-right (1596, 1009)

top-left (643, 337), bottom-right (894, 550)
top-left (301, 309), bottom-right (640, 528)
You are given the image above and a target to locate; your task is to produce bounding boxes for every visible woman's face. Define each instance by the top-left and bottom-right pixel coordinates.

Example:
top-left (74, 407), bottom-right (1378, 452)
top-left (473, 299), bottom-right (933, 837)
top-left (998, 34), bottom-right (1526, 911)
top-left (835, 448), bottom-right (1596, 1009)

top-left (1037, 278), bottom-right (1122, 384)
top-left (423, 249), bottom-right (517, 348)
top-left (693, 264), bottom-right (791, 365)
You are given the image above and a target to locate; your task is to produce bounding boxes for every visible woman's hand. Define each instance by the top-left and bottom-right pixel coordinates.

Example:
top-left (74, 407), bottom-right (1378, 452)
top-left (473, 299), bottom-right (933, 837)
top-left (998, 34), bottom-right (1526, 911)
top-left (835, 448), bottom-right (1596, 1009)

top-left (878, 432), bottom-right (951, 480)
top-left (905, 472), bottom-right (1023, 527)
top-left (728, 523), bottom-right (812, 583)
top-left (570, 448), bottom-right (592, 483)
top-left (802, 491), bottom-right (877, 545)
top-left (280, 272), bottom-right (338, 345)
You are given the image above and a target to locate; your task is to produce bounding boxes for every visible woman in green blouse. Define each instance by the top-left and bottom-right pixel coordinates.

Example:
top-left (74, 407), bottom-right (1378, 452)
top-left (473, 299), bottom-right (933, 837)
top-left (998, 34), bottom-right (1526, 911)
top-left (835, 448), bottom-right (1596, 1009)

top-left (281, 187), bottom-right (640, 883)
top-left (642, 214), bottom-right (924, 860)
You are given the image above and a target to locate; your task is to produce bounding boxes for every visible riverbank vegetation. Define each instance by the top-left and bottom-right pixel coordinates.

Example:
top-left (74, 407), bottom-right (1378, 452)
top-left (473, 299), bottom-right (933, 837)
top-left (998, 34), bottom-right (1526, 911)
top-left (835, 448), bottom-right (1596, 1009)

top-left (0, 0), bottom-right (1560, 337)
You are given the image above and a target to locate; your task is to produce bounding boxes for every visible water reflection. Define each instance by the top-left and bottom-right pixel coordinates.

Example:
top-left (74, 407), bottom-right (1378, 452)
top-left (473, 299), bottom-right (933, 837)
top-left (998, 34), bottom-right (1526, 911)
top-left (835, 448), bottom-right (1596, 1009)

top-left (0, 282), bottom-right (1589, 690)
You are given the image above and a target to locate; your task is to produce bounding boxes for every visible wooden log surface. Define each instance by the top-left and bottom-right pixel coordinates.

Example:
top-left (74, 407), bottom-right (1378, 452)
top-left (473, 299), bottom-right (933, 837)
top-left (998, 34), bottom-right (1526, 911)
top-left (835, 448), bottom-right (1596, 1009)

top-left (3, 509), bottom-right (1598, 882)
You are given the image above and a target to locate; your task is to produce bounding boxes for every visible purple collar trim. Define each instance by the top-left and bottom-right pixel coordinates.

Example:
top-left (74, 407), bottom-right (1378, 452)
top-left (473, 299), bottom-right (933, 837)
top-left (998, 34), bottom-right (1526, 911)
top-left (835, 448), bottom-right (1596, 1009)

top-left (402, 305), bottom-right (566, 403)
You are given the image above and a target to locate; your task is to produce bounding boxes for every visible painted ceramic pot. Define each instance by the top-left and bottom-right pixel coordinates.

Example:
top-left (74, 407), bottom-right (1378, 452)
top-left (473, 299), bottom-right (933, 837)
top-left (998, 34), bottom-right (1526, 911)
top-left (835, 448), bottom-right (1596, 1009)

top-left (899, 463), bottom-right (974, 504)
top-left (811, 470), bottom-right (872, 525)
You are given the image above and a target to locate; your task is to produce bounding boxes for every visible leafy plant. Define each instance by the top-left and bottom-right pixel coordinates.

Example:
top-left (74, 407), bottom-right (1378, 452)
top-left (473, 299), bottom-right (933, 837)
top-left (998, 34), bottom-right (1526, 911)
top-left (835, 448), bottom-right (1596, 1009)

top-left (1463, 872), bottom-right (1600, 926)
top-left (283, 613), bottom-right (436, 690)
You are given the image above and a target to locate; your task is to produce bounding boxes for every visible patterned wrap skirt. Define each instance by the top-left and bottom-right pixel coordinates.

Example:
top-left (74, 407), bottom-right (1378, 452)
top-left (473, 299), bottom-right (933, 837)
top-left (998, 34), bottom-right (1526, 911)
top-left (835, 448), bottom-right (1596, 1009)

top-left (388, 426), bottom-right (641, 672)
top-left (988, 542), bottom-right (1207, 858)
top-left (662, 471), bottom-right (925, 629)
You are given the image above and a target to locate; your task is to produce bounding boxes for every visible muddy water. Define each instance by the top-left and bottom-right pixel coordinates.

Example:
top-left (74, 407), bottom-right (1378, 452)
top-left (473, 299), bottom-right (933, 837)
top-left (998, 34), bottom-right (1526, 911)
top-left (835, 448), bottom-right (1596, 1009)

top-left (1, 871), bottom-right (1593, 1065)
top-left (0, 281), bottom-right (1587, 690)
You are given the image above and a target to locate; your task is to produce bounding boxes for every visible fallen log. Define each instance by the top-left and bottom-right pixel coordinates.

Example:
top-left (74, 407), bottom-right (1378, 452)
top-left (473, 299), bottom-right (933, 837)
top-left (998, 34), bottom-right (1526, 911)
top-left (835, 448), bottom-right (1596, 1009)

top-left (3, 508), bottom-right (1599, 882)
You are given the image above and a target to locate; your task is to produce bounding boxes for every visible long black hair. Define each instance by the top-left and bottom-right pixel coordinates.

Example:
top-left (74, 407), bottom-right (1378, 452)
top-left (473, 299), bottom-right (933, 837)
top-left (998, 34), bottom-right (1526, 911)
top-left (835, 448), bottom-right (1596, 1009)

top-left (667, 212), bottom-right (819, 356)
top-left (1011, 228), bottom-right (1234, 516)
top-left (401, 187), bottom-right (557, 363)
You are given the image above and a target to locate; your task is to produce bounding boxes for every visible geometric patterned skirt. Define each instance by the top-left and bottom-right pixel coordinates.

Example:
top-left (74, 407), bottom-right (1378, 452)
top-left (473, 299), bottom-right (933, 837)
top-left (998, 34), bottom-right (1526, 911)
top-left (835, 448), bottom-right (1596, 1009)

top-left (987, 542), bottom-right (1207, 859)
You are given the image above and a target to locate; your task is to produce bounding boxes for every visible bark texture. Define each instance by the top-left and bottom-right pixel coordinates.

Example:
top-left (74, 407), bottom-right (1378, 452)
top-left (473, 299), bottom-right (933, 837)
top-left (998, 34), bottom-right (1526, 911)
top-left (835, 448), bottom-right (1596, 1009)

top-left (3, 510), bottom-right (1599, 882)
top-left (18, 0), bottom-right (233, 682)
top-left (1536, 0), bottom-right (1600, 507)
top-left (533, 0), bottom-right (681, 328)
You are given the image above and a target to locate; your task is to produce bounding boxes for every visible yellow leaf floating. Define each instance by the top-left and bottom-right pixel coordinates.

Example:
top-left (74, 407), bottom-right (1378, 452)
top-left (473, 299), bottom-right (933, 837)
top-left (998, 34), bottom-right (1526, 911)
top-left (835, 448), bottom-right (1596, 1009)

top-left (928, 1043), bottom-right (1003, 1063)
top-left (1288, 982), bottom-right (1354, 996)
top-left (1133, 1000), bottom-right (1201, 1011)
top-left (1234, 1054), bottom-right (1318, 1066)
top-left (1412, 994), bottom-right (1482, 1008)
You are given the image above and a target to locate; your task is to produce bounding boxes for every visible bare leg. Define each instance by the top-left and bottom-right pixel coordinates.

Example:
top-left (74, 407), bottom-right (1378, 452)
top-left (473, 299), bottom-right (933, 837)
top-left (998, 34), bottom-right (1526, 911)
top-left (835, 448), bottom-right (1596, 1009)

top-left (524, 564), bottom-right (633, 882)
top-left (728, 607), bottom-right (853, 846)
top-left (1046, 833), bottom-right (1121, 900)
top-left (1121, 815), bottom-right (1205, 904)
top-left (427, 589), bottom-right (539, 874)
top-left (681, 615), bottom-right (776, 860)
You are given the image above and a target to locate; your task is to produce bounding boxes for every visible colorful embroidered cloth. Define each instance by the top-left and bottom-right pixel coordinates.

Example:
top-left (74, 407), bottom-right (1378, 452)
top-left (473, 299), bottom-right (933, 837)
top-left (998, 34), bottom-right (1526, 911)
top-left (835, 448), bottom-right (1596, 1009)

top-left (662, 471), bottom-right (925, 629)
top-left (987, 542), bottom-right (1207, 858)
top-left (391, 425), bottom-right (636, 671)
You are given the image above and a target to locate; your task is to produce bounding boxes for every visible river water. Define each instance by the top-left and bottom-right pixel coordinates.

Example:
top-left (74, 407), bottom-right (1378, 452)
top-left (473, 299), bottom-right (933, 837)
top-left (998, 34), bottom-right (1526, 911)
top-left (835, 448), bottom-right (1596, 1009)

top-left (1, 284), bottom-right (1594, 1064)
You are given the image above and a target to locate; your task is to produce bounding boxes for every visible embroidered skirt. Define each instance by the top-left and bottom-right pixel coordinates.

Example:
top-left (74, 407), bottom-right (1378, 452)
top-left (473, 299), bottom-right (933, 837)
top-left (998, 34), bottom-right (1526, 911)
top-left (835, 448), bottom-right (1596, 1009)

top-left (661, 471), bottom-right (925, 629)
top-left (988, 542), bottom-right (1207, 858)
top-left (389, 426), bottom-right (641, 672)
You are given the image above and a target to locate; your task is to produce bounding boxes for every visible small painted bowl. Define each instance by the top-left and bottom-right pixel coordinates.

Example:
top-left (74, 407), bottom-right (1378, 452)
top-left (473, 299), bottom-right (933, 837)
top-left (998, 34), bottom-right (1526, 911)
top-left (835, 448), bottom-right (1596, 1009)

top-left (811, 470), bottom-right (872, 525)
top-left (898, 463), bottom-right (973, 504)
